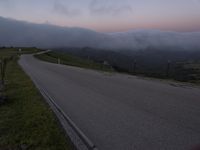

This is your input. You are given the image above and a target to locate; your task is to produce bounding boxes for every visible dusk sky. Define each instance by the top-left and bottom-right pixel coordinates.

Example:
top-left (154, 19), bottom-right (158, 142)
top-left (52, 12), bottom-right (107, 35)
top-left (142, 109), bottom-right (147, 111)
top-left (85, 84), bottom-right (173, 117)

top-left (0, 0), bottom-right (200, 32)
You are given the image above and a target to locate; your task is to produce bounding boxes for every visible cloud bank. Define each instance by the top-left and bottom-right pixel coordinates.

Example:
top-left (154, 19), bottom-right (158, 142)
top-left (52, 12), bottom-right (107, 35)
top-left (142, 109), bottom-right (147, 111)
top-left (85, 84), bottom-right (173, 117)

top-left (0, 16), bottom-right (200, 51)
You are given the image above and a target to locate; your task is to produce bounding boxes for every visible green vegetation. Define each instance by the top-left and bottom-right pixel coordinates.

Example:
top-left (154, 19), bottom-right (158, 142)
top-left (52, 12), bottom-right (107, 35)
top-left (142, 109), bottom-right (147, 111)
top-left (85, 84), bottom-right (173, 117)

top-left (173, 62), bottom-right (200, 83)
top-left (35, 51), bottom-right (114, 72)
top-left (35, 50), bottom-right (200, 84)
top-left (0, 48), bottom-right (74, 150)
top-left (0, 47), bottom-right (40, 59)
top-left (118, 61), bottom-right (200, 83)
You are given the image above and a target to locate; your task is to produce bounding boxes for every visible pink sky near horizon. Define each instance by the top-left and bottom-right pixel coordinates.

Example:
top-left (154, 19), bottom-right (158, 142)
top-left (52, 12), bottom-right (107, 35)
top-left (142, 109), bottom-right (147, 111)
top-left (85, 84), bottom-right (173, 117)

top-left (0, 0), bottom-right (200, 32)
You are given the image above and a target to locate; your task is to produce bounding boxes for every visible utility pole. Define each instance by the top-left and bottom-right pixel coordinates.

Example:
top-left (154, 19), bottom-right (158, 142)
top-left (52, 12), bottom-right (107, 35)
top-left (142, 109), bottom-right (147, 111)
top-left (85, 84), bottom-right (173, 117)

top-left (166, 60), bottom-right (171, 78)
top-left (133, 60), bottom-right (137, 74)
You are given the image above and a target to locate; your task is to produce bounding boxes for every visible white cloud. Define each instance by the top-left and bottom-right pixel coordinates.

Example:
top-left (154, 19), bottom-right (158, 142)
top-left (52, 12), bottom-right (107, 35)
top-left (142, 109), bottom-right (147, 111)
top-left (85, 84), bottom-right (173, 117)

top-left (0, 0), bottom-right (12, 7)
top-left (89, 0), bottom-right (133, 16)
top-left (53, 0), bottom-right (81, 17)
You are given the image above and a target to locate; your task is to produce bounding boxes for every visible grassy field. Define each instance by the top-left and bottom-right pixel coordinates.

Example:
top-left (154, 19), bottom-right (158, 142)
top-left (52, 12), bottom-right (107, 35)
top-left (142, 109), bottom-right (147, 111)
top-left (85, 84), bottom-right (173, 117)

top-left (173, 62), bottom-right (200, 83)
top-left (0, 47), bottom-right (40, 59)
top-left (35, 51), bottom-right (114, 72)
top-left (35, 51), bottom-right (200, 84)
top-left (0, 48), bottom-right (74, 150)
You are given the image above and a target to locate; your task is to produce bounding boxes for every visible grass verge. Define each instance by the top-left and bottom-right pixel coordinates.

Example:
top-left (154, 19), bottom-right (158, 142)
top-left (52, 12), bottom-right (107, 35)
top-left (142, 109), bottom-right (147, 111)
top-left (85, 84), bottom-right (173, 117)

top-left (0, 48), bottom-right (74, 150)
top-left (35, 51), bottom-right (114, 72)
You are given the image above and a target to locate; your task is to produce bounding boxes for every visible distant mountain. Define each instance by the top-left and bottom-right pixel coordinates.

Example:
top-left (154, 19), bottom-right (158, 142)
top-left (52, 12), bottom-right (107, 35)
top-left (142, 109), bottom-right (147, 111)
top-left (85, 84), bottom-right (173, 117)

top-left (0, 16), bottom-right (200, 50)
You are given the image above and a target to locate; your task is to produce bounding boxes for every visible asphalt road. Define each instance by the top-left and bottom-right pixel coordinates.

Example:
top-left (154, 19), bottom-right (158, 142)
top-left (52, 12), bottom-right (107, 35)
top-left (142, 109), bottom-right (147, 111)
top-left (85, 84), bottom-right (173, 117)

top-left (19, 55), bottom-right (200, 150)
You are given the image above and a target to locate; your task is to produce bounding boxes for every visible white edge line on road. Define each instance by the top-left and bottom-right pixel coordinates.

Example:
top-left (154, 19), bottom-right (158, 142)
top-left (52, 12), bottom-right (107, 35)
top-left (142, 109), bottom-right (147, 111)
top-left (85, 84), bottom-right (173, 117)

top-left (32, 76), bottom-right (98, 150)
top-left (19, 59), bottom-right (98, 150)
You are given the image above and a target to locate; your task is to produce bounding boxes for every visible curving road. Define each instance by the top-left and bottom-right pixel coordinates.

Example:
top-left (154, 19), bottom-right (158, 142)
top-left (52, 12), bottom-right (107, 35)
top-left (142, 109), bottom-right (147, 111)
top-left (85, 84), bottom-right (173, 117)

top-left (19, 54), bottom-right (200, 150)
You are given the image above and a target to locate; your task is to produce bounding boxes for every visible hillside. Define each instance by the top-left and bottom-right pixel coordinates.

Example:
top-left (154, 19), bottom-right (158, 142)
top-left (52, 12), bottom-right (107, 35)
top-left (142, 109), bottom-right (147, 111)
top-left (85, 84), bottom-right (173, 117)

top-left (53, 47), bottom-right (200, 82)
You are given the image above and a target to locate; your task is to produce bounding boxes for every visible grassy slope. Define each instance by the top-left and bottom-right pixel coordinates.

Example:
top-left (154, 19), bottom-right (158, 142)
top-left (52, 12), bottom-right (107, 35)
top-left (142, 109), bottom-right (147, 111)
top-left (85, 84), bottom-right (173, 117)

top-left (36, 51), bottom-right (200, 83)
top-left (0, 48), bottom-right (74, 150)
top-left (35, 51), bottom-right (114, 72)
top-left (172, 62), bottom-right (200, 83)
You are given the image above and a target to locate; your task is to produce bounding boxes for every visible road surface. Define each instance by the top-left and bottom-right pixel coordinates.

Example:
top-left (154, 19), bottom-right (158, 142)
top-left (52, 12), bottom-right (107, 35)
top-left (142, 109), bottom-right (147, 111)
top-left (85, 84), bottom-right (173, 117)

top-left (19, 55), bottom-right (200, 150)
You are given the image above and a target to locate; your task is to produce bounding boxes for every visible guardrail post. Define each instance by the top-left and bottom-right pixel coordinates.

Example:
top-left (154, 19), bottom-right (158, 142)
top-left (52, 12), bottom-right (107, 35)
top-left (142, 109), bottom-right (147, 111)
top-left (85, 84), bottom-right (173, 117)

top-left (57, 58), bottom-right (61, 64)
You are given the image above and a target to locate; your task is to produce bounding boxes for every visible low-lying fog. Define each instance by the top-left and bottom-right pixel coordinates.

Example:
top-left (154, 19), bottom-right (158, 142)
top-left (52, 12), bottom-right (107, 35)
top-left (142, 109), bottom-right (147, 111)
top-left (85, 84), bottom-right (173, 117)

top-left (0, 16), bottom-right (200, 51)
